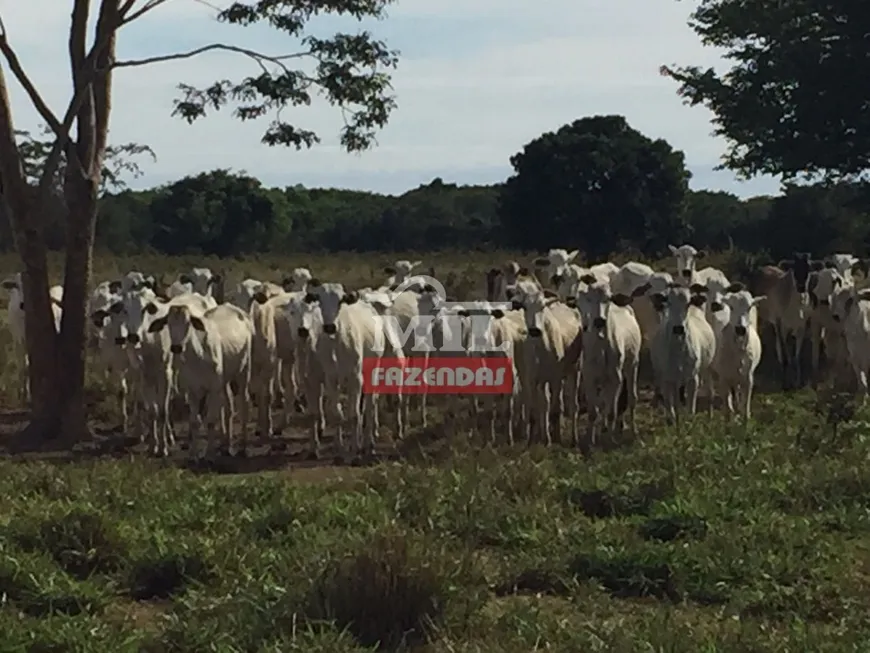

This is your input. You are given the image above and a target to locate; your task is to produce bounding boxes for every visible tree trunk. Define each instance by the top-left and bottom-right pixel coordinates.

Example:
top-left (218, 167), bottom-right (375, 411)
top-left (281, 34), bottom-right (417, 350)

top-left (20, 175), bottom-right (98, 446)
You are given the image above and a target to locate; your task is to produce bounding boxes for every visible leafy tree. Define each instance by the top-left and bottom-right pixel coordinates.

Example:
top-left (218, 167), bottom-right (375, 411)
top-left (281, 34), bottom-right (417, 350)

top-left (498, 115), bottom-right (691, 258)
top-left (660, 0), bottom-right (870, 181)
top-left (0, 0), bottom-right (398, 446)
top-left (149, 170), bottom-right (292, 256)
top-left (683, 190), bottom-right (748, 250)
top-left (761, 183), bottom-right (870, 259)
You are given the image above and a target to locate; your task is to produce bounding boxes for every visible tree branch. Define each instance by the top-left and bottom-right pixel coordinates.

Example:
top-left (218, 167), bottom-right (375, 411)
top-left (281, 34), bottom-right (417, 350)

top-left (0, 62), bottom-right (26, 213)
top-left (119, 0), bottom-right (173, 26)
top-left (68, 0), bottom-right (93, 172)
top-left (92, 0), bottom-right (120, 168)
top-left (0, 14), bottom-right (62, 135)
top-left (113, 43), bottom-right (309, 71)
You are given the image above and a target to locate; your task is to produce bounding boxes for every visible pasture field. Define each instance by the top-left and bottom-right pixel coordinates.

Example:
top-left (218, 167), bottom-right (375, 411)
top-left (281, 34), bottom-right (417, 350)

top-left (1, 250), bottom-right (869, 651)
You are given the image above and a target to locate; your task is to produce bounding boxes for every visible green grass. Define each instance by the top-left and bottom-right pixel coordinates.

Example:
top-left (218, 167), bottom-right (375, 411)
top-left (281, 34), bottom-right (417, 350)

top-left (1, 391), bottom-right (870, 650)
top-left (0, 249), bottom-right (869, 650)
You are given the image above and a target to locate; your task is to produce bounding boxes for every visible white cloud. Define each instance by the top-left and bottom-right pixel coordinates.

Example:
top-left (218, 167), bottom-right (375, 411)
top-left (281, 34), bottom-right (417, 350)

top-left (0, 0), bottom-right (779, 197)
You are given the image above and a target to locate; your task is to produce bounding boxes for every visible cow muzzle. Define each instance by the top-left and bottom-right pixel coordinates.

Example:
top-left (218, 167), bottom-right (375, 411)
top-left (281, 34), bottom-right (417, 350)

top-left (127, 333), bottom-right (140, 345)
top-left (671, 324), bottom-right (685, 336)
top-left (551, 275), bottom-right (563, 286)
top-left (323, 324), bottom-right (337, 335)
top-left (114, 337), bottom-right (126, 346)
top-left (681, 269), bottom-right (692, 278)
top-left (734, 325), bottom-right (747, 337)
top-left (592, 317), bottom-right (606, 329)
top-left (297, 327), bottom-right (309, 338)
top-left (169, 344), bottom-right (182, 354)
top-left (528, 327), bottom-right (542, 338)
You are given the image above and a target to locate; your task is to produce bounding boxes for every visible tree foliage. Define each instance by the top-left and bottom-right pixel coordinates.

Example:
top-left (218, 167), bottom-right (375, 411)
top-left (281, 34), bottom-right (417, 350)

top-left (499, 115), bottom-right (692, 258)
top-left (165, 1), bottom-right (399, 151)
top-left (661, 0), bottom-right (870, 181)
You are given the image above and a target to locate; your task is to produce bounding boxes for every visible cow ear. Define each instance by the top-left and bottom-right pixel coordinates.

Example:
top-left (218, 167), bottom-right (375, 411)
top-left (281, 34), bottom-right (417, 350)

top-left (533, 258), bottom-right (549, 267)
top-left (695, 250), bottom-right (706, 259)
top-left (690, 294), bottom-right (707, 307)
top-left (147, 317), bottom-right (167, 333)
top-left (511, 301), bottom-right (522, 311)
top-left (190, 316), bottom-right (206, 331)
top-left (579, 274), bottom-right (596, 285)
top-left (309, 278), bottom-right (321, 287)
top-left (824, 260), bottom-right (836, 269)
top-left (778, 260), bottom-right (794, 271)
top-left (543, 289), bottom-right (559, 299)
top-left (811, 260), bottom-right (825, 271)
top-left (611, 294), bottom-right (632, 307)
top-left (689, 283), bottom-right (708, 294)
top-left (383, 266), bottom-right (396, 274)
top-left (668, 244), bottom-right (678, 255)
top-left (752, 295), bottom-right (766, 307)
top-left (725, 282), bottom-right (744, 293)
top-left (631, 282), bottom-right (651, 297)
top-left (490, 309), bottom-right (505, 319)
top-left (342, 292), bottom-right (359, 305)
top-left (179, 274), bottom-right (193, 284)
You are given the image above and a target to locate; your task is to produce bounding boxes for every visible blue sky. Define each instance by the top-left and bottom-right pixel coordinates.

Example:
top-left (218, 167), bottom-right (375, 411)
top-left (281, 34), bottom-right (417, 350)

top-left (2, 0), bottom-right (782, 198)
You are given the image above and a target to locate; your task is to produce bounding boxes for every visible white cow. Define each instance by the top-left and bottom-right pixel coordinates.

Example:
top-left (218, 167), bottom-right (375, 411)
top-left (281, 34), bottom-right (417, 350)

top-left (485, 261), bottom-right (524, 302)
top-left (384, 260), bottom-right (422, 287)
top-left (303, 282), bottom-right (402, 460)
top-left (283, 267), bottom-right (313, 292)
top-left (573, 282), bottom-right (641, 448)
top-left (669, 243), bottom-right (706, 283)
top-left (610, 267), bottom-right (674, 345)
top-left (808, 267), bottom-right (850, 384)
top-left (280, 292), bottom-right (324, 436)
top-left (147, 302), bottom-right (254, 458)
top-left (715, 287), bottom-right (764, 421)
top-left (533, 248), bottom-right (579, 284)
top-left (179, 267), bottom-right (221, 299)
top-left (650, 284), bottom-right (716, 423)
top-left (90, 295), bottom-right (137, 432)
top-left (249, 289), bottom-right (300, 436)
top-left (826, 253), bottom-right (861, 284)
top-left (1, 273), bottom-right (63, 402)
top-left (841, 288), bottom-right (870, 403)
top-left (457, 303), bottom-right (525, 444)
top-left (231, 278), bottom-right (263, 311)
top-left (116, 291), bottom-right (219, 455)
top-left (509, 280), bottom-right (581, 445)
top-left (121, 271), bottom-right (155, 293)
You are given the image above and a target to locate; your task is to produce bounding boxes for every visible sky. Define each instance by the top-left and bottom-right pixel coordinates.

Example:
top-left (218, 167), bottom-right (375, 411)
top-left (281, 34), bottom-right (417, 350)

top-left (0, 0), bottom-right (782, 198)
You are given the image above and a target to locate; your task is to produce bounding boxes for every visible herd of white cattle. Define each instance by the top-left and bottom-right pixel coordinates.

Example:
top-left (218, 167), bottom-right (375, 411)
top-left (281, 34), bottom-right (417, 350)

top-left (1, 245), bottom-right (869, 461)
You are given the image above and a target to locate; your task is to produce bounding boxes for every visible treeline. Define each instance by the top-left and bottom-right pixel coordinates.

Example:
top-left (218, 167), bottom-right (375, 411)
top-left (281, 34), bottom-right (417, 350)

top-left (91, 174), bottom-right (870, 260)
top-left (8, 116), bottom-right (870, 261)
